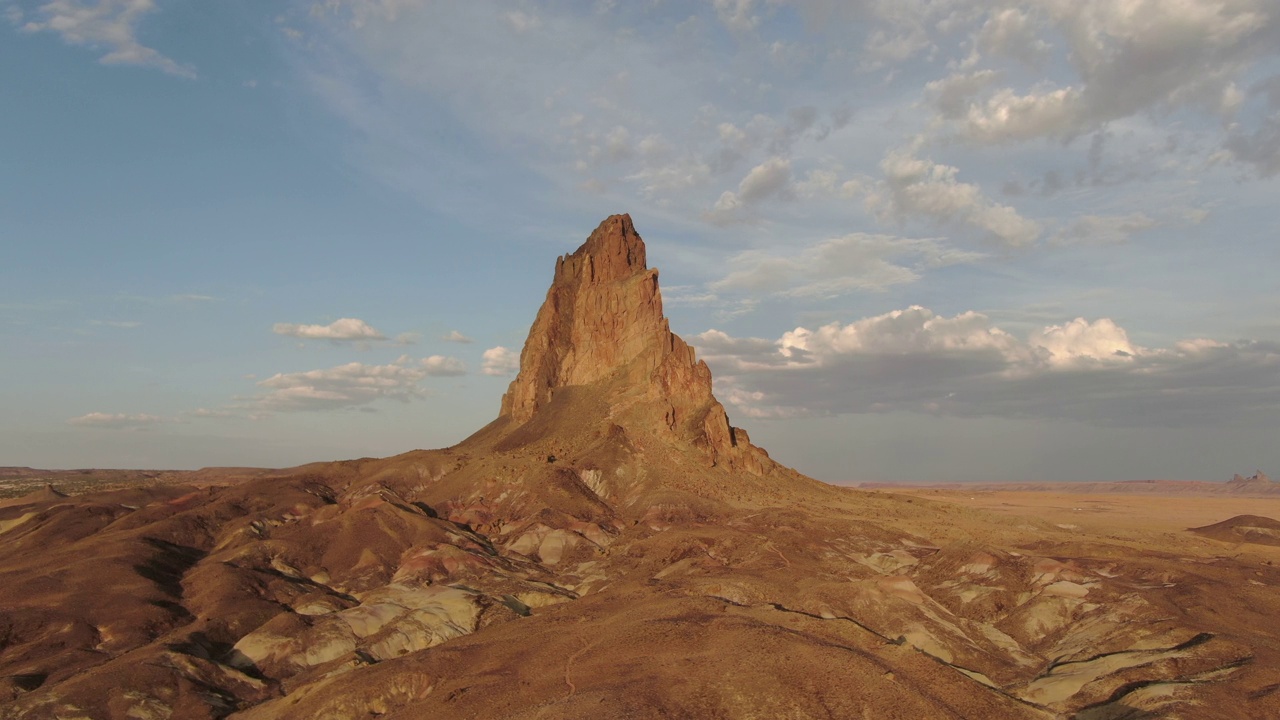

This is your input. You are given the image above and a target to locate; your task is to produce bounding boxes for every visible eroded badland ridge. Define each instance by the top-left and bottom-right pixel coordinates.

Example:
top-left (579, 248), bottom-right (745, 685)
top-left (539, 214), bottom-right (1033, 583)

top-left (2, 216), bottom-right (1280, 719)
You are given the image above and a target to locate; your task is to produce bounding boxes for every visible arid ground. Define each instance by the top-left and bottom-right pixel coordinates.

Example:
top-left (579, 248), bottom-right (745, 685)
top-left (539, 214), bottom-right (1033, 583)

top-left (891, 486), bottom-right (1280, 544)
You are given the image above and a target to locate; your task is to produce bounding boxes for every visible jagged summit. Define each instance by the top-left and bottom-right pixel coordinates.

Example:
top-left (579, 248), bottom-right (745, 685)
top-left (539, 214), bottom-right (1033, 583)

top-left (499, 214), bottom-right (663, 422)
top-left (567, 212), bottom-right (647, 281)
top-left (496, 214), bottom-right (777, 475)
top-left (1230, 471), bottom-right (1272, 484)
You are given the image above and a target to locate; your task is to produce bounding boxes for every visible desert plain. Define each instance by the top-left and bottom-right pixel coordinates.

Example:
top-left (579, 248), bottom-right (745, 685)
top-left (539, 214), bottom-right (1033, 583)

top-left (892, 486), bottom-right (1280, 545)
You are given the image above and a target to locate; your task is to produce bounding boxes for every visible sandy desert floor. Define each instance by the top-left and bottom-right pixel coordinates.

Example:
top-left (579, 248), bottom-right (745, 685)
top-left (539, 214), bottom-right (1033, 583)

top-left (888, 487), bottom-right (1280, 531)
top-left (888, 487), bottom-right (1280, 559)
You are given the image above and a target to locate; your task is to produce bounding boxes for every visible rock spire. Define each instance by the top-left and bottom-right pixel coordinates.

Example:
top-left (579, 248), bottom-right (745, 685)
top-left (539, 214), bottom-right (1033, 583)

top-left (499, 214), bottom-right (772, 473)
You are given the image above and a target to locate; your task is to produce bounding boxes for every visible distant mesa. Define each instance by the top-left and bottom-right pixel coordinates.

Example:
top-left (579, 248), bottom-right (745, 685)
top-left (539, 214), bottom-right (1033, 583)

top-left (1228, 470), bottom-right (1272, 486)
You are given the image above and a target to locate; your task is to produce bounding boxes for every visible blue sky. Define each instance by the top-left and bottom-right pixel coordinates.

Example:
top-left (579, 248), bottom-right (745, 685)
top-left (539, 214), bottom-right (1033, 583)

top-left (2, 0), bottom-right (1278, 482)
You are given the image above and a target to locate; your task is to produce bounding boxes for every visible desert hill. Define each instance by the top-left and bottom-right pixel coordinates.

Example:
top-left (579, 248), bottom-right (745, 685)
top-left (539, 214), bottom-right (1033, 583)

top-left (1191, 514), bottom-right (1280, 547)
top-left (2, 215), bottom-right (1279, 719)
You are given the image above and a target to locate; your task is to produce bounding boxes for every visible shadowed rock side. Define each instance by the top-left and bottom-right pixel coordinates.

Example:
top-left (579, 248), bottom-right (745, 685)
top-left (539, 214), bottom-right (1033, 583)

top-left (3, 216), bottom-right (1280, 719)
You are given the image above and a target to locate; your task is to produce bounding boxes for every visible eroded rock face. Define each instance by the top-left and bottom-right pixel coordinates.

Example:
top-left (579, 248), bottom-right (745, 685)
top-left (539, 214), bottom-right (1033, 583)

top-left (501, 214), bottom-right (655, 418)
top-left (500, 214), bottom-right (769, 473)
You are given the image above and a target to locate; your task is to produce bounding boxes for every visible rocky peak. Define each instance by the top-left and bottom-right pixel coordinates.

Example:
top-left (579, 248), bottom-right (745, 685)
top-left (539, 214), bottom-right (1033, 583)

top-left (498, 214), bottom-right (774, 474)
top-left (565, 213), bottom-right (647, 283)
top-left (499, 214), bottom-right (663, 422)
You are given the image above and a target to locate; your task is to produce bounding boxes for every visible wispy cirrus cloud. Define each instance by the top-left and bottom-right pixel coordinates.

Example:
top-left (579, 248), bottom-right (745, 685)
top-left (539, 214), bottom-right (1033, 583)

top-left (710, 233), bottom-right (984, 299)
top-left (394, 332), bottom-right (422, 346)
top-left (1052, 213), bottom-right (1159, 245)
top-left (78, 353), bottom-right (473, 424)
top-left (291, 0), bottom-right (1279, 267)
top-left (14, 0), bottom-right (196, 78)
top-left (67, 411), bottom-right (168, 429)
top-left (113, 293), bottom-right (218, 305)
top-left (185, 407), bottom-right (234, 419)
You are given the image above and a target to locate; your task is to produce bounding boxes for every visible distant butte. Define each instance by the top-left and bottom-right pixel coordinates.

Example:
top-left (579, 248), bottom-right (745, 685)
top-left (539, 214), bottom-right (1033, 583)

top-left (1, 215), bottom-right (1278, 719)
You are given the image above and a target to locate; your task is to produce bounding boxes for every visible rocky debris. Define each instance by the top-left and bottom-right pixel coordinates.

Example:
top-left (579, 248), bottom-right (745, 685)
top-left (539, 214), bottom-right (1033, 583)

top-left (228, 584), bottom-right (480, 676)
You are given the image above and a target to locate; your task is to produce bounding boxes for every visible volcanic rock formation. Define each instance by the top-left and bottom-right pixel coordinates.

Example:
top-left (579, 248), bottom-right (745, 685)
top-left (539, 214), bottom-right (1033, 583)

top-left (498, 214), bottom-right (773, 475)
top-left (2, 215), bottom-right (1279, 720)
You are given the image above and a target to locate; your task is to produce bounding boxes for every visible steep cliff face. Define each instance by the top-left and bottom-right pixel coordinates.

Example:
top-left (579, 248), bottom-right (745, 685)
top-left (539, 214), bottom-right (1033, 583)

top-left (499, 214), bottom-right (657, 421)
top-left (498, 214), bottom-right (770, 473)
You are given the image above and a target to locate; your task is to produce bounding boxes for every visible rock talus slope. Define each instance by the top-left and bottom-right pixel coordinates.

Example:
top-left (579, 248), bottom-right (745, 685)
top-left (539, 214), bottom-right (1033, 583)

top-left (2, 215), bottom-right (1279, 719)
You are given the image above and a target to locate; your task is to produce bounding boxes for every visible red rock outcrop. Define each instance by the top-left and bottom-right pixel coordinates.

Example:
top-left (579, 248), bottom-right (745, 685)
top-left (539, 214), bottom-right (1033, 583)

top-left (499, 214), bottom-right (771, 473)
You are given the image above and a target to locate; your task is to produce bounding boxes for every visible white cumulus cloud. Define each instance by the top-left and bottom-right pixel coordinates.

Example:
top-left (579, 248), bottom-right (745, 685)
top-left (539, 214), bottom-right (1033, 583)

top-left (932, 0), bottom-right (1280, 161)
top-left (868, 144), bottom-right (1041, 247)
top-left (1029, 317), bottom-right (1140, 368)
top-left (705, 156), bottom-right (793, 224)
top-left (776, 306), bottom-right (1029, 366)
top-left (481, 346), bottom-right (520, 376)
top-left (964, 86), bottom-right (1084, 143)
top-left (273, 318), bottom-right (386, 341)
top-left (695, 306), bottom-right (1280, 426)
top-left (422, 355), bottom-right (467, 376)
top-left (256, 356), bottom-right (429, 411)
